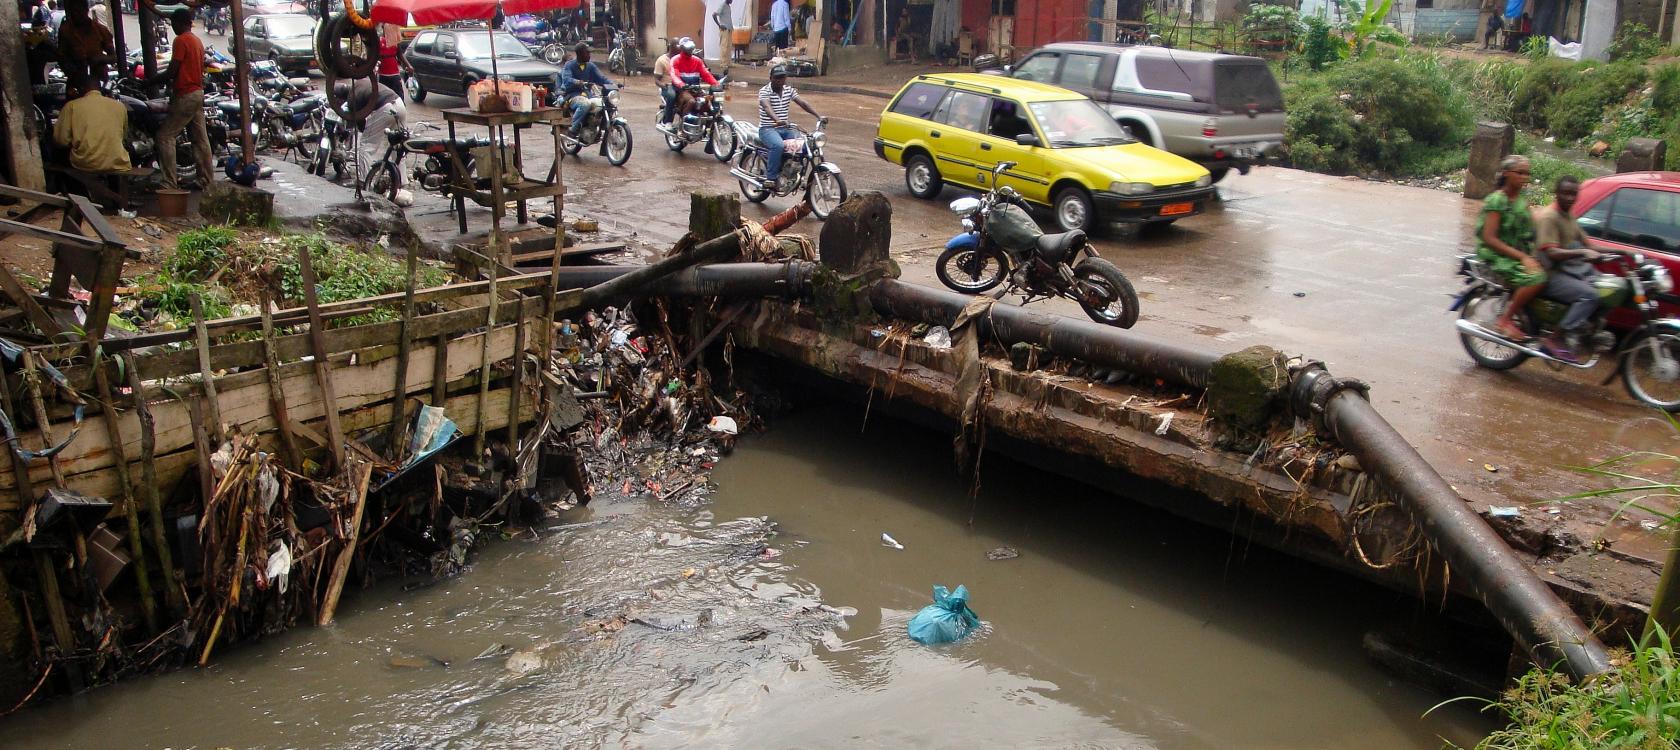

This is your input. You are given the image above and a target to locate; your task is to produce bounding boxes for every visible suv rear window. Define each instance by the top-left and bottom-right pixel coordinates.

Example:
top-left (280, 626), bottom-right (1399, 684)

top-left (1132, 56), bottom-right (1198, 101)
top-left (891, 82), bottom-right (947, 120)
top-left (1213, 62), bottom-right (1283, 112)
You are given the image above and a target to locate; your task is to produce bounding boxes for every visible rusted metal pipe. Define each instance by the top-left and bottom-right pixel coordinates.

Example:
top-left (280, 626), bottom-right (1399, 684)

top-left (1292, 364), bottom-right (1613, 680)
top-left (865, 279), bottom-right (1219, 388)
top-left (552, 262), bottom-right (816, 300)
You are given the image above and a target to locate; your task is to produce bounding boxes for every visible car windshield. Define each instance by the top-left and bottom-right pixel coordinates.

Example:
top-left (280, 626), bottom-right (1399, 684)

top-left (458, 33), bottom-right (533, 60)
top-left (1027, 99), bottom-right (1135, 148)
top-left (266, 16), bottom-right (313, 36)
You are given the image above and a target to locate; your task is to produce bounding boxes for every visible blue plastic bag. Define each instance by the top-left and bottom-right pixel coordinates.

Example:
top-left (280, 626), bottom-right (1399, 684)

top-left (907, 584), bottom-right (981, 645)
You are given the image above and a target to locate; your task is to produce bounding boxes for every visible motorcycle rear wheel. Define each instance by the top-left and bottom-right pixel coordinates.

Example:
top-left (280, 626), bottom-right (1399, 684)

top-left (935, 244), bottom-right (1008, 294)
top-left (364, 162), bottom-right (400, 202)
top-left (1622, 331), bottom-right (1680, 412)
top-left (1072, 258), bottom-right (1140, 328)
top-left (1458, 290), bottom-right (1530, 370)
top-left (543, 44), bottom-right (566, 65)
top-left (738, 152), bottom-right (770, 203)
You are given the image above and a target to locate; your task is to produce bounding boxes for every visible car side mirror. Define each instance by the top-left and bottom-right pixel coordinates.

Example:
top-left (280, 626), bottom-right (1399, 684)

top-left (1015, 133), bottom-right (1039, 147)
top-left (1003, 64), bottom-right (1012, 74)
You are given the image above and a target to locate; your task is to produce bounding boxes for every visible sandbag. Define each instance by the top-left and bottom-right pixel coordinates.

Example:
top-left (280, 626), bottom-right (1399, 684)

top-left (907, 584), bottom-right (981, 644)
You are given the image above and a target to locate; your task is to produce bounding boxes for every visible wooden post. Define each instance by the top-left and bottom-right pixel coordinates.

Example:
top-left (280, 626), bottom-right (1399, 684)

top-left (258, 294), bottom-right (305, 473)
top-left (191, 297), bottom-right (225, 441)
top-left (504, 315), bottom-right (526, 454)
top-left (316, 461), bottom-right (372, 627)
top-left (22, 354), bottom-right (67, 490)
top-left (125, 361), bottom-right (185, 618)
top-left (0, 0), bottom-right (46, 191)
top-left (88, 348), bottom-right (158, 633)
top-left (472, 259), bottom-right (500, 457)
top-left (431, 333), bottom-right (449, 407)
top-left (138, 2), bottom-right (158, 79)
top-left (296, 247), bottom-right (346, 471)
top-left (186, 398), bottom-right (216, 512)
top-left (387, 243), bottom-right (419, 459)
top-left (228, 0), bottom-right (256, 165)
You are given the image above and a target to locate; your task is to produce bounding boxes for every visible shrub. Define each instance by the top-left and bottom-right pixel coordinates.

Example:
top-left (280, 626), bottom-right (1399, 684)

top-left (1511, 58), bottom-right (1578, 131)
top-left (1654, 64), bottom-right (1680, 113)
top-left (1282, 79), bottom-right (1360, 172)
top-left (168, 226), bottom-right (237, 282)
top-left (1609, 22), bottom-right (1663, 62)
top-left (1546, 62), bottom-right (1648, 143)
top-left (1298, 14), bottom-right (1342, 71)
top-left (1332, 56), bottom-right (1469, 171)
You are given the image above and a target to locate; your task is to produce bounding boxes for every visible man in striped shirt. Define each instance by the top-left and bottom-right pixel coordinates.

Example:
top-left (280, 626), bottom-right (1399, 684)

top-left (758, 65), bottom-right (823, 191)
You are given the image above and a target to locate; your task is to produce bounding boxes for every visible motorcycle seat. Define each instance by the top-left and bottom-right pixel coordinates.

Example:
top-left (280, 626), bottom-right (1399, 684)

top-left (145, 99), bottom-right (170, 114)
top-left (216, 101), bottom-right (241, 115)
top-left (1034, 230), bottom-right (1087, 265)
top-left (288, 97), bottom-right (323, 114)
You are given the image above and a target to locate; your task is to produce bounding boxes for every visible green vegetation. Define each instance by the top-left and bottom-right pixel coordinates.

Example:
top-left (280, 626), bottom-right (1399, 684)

top-left (1282, 53), bottom-right (1472, 176)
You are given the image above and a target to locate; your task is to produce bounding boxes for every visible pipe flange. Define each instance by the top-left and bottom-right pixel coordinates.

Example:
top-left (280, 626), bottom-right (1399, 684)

top-left (1289, 360), bottom-right (1369, 437)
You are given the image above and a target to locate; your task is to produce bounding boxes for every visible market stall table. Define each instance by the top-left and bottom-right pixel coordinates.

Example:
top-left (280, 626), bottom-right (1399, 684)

top-left (439, 106), bottom-right (569, 251)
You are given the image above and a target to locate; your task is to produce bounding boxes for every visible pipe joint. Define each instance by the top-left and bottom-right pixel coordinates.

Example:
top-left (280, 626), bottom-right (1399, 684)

top-left (1289, 361), bottom-right (1369, 438)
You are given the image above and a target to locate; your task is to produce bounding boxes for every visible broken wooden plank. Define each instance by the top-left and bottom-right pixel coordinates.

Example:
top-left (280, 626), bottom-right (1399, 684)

top-left (190, 297), bottom-right (224, 441)
top-left (126, 360), bottom-right (185, 618)
top-left (258, 296), bottom-right (304, 473)
top-left (0, 218), bottom-right (102, 250)
top-left (317, 460), bottom-right (372, 627)
top-left (297, 246), bottom-right (346, 471)
top-left (0, 264), bottom-right (62, 335)
top-left (88, 346), bottom-right (158, 633)
top-left (509, 241), bottom-right (624, 265)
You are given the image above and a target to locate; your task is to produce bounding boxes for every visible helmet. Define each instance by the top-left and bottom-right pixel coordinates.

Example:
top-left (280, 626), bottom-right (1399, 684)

top-left (678, 37), bottom-right (695, 52)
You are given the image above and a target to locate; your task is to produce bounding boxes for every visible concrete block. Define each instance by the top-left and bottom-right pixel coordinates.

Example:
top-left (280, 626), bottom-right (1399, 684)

top-left (1207, 345), bottom-right (1289, 433)
top-left (819, 191), bottom-right (894, 277)
top-left (1617, 138), bottom-right (1668, 173)
top-left (1464, 121), bottom-right (1514, 201)
top-left (200, 180), bottom-right (275, 226)
top-left (687, 192), bottom-right (741, 243)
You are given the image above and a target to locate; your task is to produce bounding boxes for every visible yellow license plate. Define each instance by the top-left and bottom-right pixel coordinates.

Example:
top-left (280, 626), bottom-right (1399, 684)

top-left (1161, 202), bottom-right (1194, 216)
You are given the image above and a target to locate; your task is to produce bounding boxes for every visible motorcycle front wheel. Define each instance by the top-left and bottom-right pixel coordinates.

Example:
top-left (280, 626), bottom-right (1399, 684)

top-left (365, 162), bottom-right (399, 201)
top-left (1457, 289), bottom-right (1530, 370)
top-left (605, 122), bottom-right (633, 166)
top-left (935, 243), bottom-right (1008, 294)
top-left (807, 169), bottom-right (847, 219)
top-left (608, 49), bottom-right (625, 74)
top-left (710, 121), bottom-right (736, 162)
top-left (543, 44), bottom-right (566, 65)
top-left (1072, 258), bottom-right (1140, 328)
top-left (1622, 330), bottom-right (1680, 412)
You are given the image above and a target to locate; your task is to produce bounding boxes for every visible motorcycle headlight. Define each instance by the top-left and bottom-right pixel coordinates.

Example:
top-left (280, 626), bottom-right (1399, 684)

top-left (812, 132), bottom-right (825, 147)
top-left (961, 217), bottom-right (975, 231)
top-left (607, 89), bottom-right (620, 107)
top-left (1651, 265), bottom-right (1675, 294)
top-left (1195, 174), bottom-right (1212, 188)
top-left (1109, 181), bottom-right (1154, 196)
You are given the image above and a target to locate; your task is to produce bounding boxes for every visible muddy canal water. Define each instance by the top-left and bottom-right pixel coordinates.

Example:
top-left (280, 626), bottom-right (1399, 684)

top-left (0, 406), bottom-right (1488, 748)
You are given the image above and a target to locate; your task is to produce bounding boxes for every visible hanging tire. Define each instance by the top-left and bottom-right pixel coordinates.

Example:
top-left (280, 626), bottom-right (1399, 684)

top-left (1072, 258), bottom-right (1140, 328)
top-left (1621, 330), bottom-right (1680, 412)
top-left (710, 121), bottom-right (736, 162)
top-left (934, 243), bottom-right (1008, 293)
top-left (904, 153), bottom-right (942, 199)
top-left (605, 121), bottom-right (633, 166)
top-left (1053, 186), bottom-right (1094, 233)
top-left (738, 151), bottom-right (769, 203)
top-left (807, 168), bottom-right (847, 219)
top-left (1457, 289), bottom-right (1530, 371)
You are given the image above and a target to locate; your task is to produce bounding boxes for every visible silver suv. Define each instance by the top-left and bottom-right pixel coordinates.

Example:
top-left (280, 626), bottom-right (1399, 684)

top-left (1008, 43), bottom-right (1285, 182)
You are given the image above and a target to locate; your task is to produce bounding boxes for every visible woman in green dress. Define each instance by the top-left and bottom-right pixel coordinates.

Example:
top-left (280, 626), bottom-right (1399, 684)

top-left (1476, 154), bottom-right (1545, 341)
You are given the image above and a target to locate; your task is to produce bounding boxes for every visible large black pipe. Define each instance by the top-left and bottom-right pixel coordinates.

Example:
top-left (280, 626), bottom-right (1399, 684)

top-left (553, 262), bottom-right (816, 300)
top-left (866, 279), bottom-right (1219, 388)
top-left (861, 277), bottom-right (1611, 679)
top-left (1294, 365), bottom-right (1613, 678)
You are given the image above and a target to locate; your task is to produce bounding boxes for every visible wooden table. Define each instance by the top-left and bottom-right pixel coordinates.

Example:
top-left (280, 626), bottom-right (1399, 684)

top-left (439, 107), bottom-right (570, 248)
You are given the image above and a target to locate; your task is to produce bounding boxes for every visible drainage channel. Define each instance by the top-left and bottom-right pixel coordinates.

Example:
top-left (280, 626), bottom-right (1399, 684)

top-left (0, 404), bottom-right (1493, 749)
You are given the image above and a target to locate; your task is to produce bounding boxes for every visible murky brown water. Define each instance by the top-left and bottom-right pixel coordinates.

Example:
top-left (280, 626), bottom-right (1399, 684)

top-left (0, 406), bottom-right (1490, 749)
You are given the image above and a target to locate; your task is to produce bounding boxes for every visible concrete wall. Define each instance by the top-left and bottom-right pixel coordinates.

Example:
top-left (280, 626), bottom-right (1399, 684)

top-left (1579, 0), bottom-right (1615, 59)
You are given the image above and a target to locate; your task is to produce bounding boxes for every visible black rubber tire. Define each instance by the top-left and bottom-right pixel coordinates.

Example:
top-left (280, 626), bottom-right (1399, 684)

top-left (738, 151), bottom-right (769, 203)
top-left (1208, 166), bottom-right (1231, 183)
top-left (405, 74), bottom-right (427, 103)
top-left (710, 122), bottom-right (736, 162)
top-left (935, 243), bottom-right (1009, 293)
top-left (1053, 186), bottom-right (1095, 233)
top-left (1072, 257), bottom-right (1140, 328)
top-left (1621, 331), bottom-right (1680, 412)
top-left (606, 121), bottom-right (633, 166)
top-left (905, 153), bottom-right (942, 199)
top-left (808, 169), bottom-right (847, 219)
top-left (665, 118), bottom-right (687, 152)
top-left (366, 161), bottom-right (399, 201)
top-left (1457, 290), bottom-right (1530, 371)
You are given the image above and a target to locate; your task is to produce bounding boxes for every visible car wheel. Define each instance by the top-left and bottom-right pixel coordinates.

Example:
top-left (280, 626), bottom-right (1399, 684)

top-left (1053, 187), bottom-right (1094, 233)
top-left (1208, 166), bottom-right (1231, 183)
top-left (904, 154), bottom-right (942, 199)
top-left (405, 74), bottom-right (427, 103)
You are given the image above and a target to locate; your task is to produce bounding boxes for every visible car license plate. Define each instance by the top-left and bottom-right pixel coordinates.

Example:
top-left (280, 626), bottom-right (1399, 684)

top-left (1161, 202), bottom-right (1194, 216)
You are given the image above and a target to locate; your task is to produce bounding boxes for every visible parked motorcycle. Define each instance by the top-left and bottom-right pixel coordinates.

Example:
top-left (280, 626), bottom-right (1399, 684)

top-left (559, 84), bottom-right (632, 166)
top-left (934, 161), bottom-right (1140, 327)
top-left (1453, 251), bottom-right (1680, 411)
top-left (730, 117), bottom-right (846, 218)
top-left (606, 27), bottom-right (637, 74)
top-left (404, 123), bottom-right (493, 196)
top-left (307, 104), bottom-right (351, 179)
top-left (248, 90), bottom-right (326, 161)
top-left (656, 76), bottom-right (735, 161)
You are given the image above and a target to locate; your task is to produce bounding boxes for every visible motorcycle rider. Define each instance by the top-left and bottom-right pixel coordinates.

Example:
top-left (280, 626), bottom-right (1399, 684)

top-left (146, 8), bottom-right (214, 190)
top-left (653, 38), bottom-right (677, 125)
top-left (669, 37), bottom-right (717, 119)
top-left (1532, 175), bottom-right (1624, 363)
top-left (757, 64), bottom-right (822, 192)
top-left (559, 41), bottom-right (615, 141)
top-left (1476, 155), bottom-right (1542, 342)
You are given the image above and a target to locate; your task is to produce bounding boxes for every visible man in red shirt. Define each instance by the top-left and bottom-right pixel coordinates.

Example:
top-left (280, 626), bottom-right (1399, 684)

top-left (147, 8), bottom-right (213, 189)
top-left (668, 37), bottom-right (717, 119)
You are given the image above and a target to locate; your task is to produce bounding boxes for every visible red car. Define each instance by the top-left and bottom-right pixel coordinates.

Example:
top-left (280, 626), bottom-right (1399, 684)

top-left (1573, 171), bottom-right (1680, 326)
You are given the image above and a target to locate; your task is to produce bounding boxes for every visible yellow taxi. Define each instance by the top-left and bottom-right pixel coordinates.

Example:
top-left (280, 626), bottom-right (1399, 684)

top-left (874, 73), bottom-right (1214, 232)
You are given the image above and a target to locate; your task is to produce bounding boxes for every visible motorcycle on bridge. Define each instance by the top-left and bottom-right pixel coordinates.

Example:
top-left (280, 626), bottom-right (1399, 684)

top-left (935, 161), bottom-right (1141, 328)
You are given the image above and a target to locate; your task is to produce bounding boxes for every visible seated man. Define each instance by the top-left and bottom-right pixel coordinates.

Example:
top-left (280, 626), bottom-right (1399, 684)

top-left (559, 41), bottom-right (615, 139)
top-left (669, 38), bottom-right (718, 118)
top-left (53, 67), bottom-right (130, 173)
top-left (1533, 175), bottom-right (1622, 362)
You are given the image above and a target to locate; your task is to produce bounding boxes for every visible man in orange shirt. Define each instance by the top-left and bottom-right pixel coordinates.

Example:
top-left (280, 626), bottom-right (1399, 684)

top-left (147, 8), bottom-right (213, 189)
